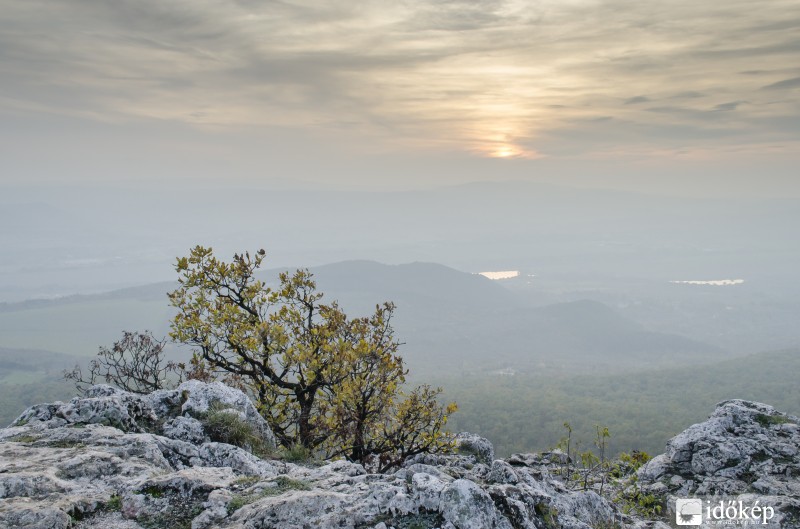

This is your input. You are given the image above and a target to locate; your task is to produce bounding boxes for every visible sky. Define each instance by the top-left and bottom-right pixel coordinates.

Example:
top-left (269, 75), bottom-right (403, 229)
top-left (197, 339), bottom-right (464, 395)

top-left (1, 0), bottom-right (799, 195)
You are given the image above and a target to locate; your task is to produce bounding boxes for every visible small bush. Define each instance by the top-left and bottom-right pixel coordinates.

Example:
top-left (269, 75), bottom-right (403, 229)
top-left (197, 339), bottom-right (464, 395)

top-left (141, 485), bottom-right (164, 498)
top-left (105, 495), bottom-right (122, 511)
top-left (227, 494), bottom-right (251, 513)
top-left (617, 487), bottom-right (663, 518)
top-left (64, 330), bottom-right (185, 394)
top-left (273, 476), bottom-right (311, 492)
top-left (535, 503), bottom-right (559, 529)
top-left (611, 450), bottom-right (651, 478)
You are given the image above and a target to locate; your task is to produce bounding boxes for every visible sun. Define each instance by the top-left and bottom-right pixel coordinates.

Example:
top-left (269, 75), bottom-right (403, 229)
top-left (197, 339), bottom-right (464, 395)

top-left (474, 128), bottom-right (542, 159)
top-left (492, 145), bottom-right (518, 158)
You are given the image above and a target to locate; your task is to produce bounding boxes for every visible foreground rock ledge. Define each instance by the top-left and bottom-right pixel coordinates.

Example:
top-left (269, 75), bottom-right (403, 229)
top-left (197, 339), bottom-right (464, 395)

top-left (0, 384), bottom-right (798, 529)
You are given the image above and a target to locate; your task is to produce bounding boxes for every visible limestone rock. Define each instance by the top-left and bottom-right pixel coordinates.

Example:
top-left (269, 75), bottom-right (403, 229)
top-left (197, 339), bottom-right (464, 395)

top-left (455, 432), bottom-right (495, 465)
top-left (440, 478), bottom-right (506, 529)
top-left (638, 399), bottom-right (800, 527)
top-left (3, 388), bottom-right (799, 529)
top-left (162, 415), bottom-right (206, 445)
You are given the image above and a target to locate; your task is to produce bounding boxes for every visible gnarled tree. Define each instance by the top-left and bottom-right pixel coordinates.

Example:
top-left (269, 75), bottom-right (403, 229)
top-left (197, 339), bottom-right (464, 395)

top-left (168, 246), bottom-right (455, 469)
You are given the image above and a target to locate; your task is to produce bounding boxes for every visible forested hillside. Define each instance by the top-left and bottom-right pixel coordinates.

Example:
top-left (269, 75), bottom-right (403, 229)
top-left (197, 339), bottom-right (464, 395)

top-left (1, 256), bottom-right (796, 460)
top-left (5, 344), bottom-right (798, 464)
top-left (434, 348), bottom-right (800, 457)
top-left (0, 347), bottom-right (75, 426)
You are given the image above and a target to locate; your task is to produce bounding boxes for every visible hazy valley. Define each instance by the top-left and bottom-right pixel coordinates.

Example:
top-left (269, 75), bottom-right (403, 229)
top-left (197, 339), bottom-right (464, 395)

top-left (2, 225), bottom-right (799, 458)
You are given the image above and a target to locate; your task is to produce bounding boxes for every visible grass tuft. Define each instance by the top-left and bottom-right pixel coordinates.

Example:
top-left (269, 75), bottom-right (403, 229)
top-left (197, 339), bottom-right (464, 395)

top-left (755, 414), bottom-right (794, 427)
top-left (227, 476), bottom-right (311, 513)
top-left (280, 443), bottom-right (313, 463)
top-left (201, 403), bottom-right (271, 457)
top-left (105, 494), bottom-right (122, 511)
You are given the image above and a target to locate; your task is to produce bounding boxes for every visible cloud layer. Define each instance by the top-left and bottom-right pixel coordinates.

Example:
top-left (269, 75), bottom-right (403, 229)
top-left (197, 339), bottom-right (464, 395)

top-left (1, 0), bottom-right (799, 181)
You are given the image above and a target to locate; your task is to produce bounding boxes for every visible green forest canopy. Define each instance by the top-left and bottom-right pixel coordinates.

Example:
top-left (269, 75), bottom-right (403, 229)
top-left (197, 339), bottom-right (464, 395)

top-left (3, 346), bottom-right (798, 459)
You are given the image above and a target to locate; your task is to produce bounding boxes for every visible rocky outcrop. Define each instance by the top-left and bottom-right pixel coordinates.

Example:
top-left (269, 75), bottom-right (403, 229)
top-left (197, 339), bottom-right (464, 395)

top-left (1, 388), bottom-right (798, 529)
top-left (11, 380), bottom-right (277, 450)
top-left (637, 399), bottom-right (800, 527)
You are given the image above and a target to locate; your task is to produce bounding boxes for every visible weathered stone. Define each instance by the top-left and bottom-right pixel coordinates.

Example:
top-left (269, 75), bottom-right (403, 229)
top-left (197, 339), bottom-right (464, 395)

top-left (411, 471), bottom-right (448, 510)
top-left (162, 415), bottom-right (207, 445)
top-left (487, 460), bottom-right (520, 485)
top-left (171, 380), bottom-right (277, 449)
top-left (455, 431), bottom-right (495, 464)
top-left (439, 478), bottom-right (501, 529)
top-left (2, 389), bottom-right (799, 529)
top-left (638, 399), bottom-right (800, 527)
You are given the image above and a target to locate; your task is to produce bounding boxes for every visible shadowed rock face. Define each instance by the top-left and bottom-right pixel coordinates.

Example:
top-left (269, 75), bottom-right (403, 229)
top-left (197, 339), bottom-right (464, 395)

top-left (1, 387), bottom-right (798, 529)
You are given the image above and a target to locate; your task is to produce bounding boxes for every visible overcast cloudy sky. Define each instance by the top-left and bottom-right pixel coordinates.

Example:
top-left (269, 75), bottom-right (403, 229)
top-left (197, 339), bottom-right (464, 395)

top-left (1, 0), bottom-right (799, 195)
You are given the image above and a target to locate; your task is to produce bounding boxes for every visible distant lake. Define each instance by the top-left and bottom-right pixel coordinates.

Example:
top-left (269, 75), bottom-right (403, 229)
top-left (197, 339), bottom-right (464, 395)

top-left (478, 271), bottom-right (520, 280)
top-left (670, 279), bottom-right (745, 286)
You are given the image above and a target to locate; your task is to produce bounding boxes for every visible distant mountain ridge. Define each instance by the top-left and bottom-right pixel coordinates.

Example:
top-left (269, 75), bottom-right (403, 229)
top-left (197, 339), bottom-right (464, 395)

top-left (4, 180), bottom-right (798, 301)
top-left (0, 259), bottom-right (723, 375)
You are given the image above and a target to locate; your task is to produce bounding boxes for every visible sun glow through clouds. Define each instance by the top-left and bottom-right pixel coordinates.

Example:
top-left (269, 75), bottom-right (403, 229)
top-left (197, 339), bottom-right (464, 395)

top-left (492, 145), bottom-right (519, 158)
top-left (484, 143), bottom-right (541, 159)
